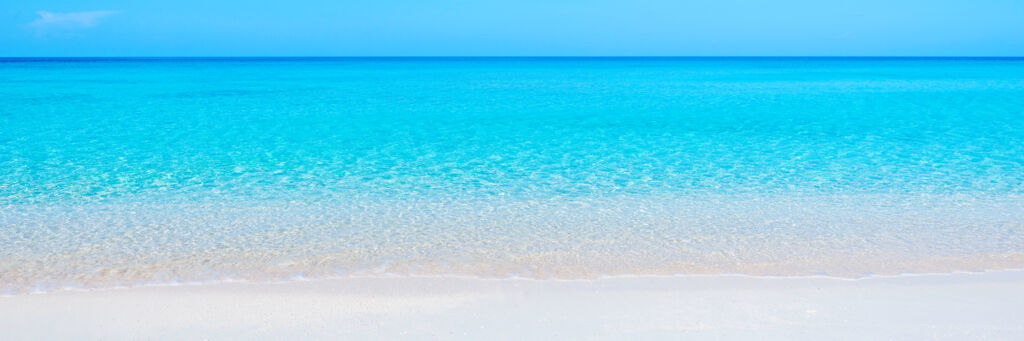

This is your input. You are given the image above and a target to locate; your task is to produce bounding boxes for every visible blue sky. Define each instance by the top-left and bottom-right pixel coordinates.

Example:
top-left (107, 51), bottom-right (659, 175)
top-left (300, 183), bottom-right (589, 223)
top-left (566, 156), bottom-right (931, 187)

top-left (3, 0), bottom-right (1023, 56)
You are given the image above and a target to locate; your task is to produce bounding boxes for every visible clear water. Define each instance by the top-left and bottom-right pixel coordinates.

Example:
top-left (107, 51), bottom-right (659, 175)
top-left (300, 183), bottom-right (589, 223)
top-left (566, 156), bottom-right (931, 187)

top-left (2, 57), bottom-right (1024, 293)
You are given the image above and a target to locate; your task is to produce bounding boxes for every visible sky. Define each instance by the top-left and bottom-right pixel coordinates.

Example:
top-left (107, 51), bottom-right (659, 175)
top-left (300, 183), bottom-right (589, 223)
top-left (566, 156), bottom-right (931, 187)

top-left (2, 0), bottom-right (1023, 56)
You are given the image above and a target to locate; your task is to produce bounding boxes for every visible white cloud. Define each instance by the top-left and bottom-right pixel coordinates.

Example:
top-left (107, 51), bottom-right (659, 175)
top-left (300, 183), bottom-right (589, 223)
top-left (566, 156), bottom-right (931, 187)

top-left (30, 10), bottom-right (121, 29)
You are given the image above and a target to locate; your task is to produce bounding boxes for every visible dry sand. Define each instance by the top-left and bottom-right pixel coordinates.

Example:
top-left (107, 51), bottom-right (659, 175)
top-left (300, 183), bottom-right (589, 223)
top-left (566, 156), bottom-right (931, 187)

top-left (2, 271), bottom-right (1023, 340)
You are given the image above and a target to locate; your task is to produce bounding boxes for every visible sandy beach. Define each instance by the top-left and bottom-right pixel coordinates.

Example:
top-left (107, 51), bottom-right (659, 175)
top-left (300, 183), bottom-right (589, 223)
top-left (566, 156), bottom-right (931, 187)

top-left (3, 270), bottom-right (1022, 340)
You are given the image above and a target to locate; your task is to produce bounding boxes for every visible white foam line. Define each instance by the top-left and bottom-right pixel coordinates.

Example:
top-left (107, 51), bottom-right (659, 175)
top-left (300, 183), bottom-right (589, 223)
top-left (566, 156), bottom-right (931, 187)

top-left (9, 266), bottom-right (1024, 296)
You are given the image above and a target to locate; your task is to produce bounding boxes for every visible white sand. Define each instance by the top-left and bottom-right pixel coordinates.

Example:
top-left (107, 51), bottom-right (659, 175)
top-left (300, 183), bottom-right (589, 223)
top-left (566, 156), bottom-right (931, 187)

top-left (2, 271), bottom-right (1023, 340)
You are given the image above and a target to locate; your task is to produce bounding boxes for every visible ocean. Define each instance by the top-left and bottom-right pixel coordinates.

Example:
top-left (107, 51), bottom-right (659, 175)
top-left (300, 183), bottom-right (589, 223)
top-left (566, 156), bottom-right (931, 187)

top-left (2, 57), bottom-right (1023, 293)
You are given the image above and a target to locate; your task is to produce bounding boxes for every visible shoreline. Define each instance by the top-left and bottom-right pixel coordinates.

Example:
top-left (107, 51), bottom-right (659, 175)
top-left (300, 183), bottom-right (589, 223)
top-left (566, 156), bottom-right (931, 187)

top-left (4, 270), bottom-right (1023, 339)
top-left (9, 266), bottom-right (1024, 297)
top-left (8, 264), bottom-right (1024, 298)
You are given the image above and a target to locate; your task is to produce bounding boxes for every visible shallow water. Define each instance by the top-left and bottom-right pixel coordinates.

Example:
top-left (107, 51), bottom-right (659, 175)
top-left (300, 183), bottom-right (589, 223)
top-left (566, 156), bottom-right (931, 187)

top-left (2, 57), bottom-right (1024, 293)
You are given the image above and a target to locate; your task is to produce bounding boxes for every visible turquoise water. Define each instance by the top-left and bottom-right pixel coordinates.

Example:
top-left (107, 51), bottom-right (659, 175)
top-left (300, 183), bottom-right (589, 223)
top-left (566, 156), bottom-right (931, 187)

top-left (2, 58), bottom-right (1024, 293)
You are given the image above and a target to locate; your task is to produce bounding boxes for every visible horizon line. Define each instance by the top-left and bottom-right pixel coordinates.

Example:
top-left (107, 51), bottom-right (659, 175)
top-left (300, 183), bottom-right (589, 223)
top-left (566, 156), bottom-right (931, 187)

top-left (3, 56), bottom-right (1024, 61)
